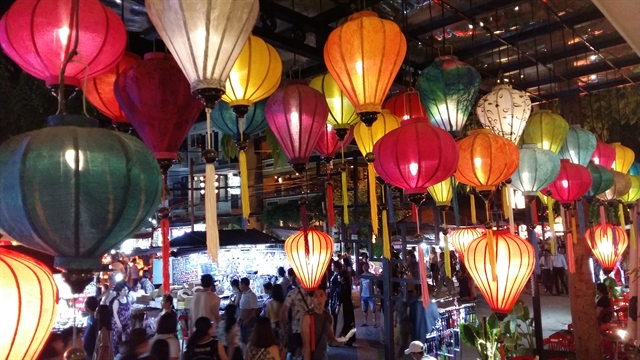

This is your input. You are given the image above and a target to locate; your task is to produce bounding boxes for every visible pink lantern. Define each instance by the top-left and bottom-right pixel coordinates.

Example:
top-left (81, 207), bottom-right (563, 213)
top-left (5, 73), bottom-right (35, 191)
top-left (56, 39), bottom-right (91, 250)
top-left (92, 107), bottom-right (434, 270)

top-left (542, 159), bottom-right (592, 204)
top-left (591, 140), bottom-right (616, 169)
top-left (315, 124), bottom-right (355, 162)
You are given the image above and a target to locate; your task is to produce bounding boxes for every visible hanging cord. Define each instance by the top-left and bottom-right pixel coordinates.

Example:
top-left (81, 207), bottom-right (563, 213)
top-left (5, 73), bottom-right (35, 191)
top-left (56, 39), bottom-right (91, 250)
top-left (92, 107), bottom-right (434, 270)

top-left (56, 0), bottom-right (81, 115)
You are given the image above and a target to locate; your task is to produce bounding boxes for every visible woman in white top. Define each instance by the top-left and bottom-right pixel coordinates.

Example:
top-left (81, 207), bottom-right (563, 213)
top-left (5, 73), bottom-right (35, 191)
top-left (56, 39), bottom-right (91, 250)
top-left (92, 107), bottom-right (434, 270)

top-left (150, 312), bottom-right (181, 360)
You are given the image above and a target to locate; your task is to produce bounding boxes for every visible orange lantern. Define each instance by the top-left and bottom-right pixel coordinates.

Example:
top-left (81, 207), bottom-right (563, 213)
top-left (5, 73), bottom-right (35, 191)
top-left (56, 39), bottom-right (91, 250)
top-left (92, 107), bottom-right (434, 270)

top-left (284, 229), bottom-right (334, 290)
top-left (464, 230), bottom-right (535, 318)
top-left (324, 11), bottom-right (406, 126)
top-left (0, 247), bottom-right (58, 359)
top-left (450, 227), bottom-right (483, 262)
top-left (586, 223), bottom-right (628, 274)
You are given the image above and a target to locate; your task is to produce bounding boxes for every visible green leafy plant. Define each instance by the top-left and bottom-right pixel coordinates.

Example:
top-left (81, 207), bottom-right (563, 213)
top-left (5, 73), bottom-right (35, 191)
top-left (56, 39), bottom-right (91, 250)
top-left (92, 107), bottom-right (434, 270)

top-left (265, 127), bottom-right (288, 169)
top-left (501, 300), bottom-right (535, 357)
top-left (460, 313), bottom-right (501, 360)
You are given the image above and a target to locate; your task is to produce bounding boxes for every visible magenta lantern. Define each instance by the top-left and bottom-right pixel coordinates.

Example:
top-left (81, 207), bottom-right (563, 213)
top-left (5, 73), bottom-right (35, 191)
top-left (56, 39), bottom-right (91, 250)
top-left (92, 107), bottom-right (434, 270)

top-left (265, 83), bottom-right (330, 173)
top-left (591, 140), bottom-right (616, 169)
top-left (315, 124), bottom-right (355, 162)
top-left (0, 0), bottom-right (126, 90)
top-left (542, 159), bottom-right (592, 204)
top-left (373, 117), bottom-right (459, 202)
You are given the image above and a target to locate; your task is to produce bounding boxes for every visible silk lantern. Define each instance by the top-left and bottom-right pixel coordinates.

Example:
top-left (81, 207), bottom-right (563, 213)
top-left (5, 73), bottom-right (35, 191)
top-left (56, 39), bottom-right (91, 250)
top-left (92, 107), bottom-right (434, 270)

top-left (428, 177), bottom-right (457, 207)
top-left (522, 110), bottom-right (569, 154)
top-left (0, 0), bottom-right (126, 93)
top-left (510, 145), bottom-right (561, 196)
top-left (586, 162), bottom-right (615, 199)
top-left (324, 11), bottom-right (406, 126)
top-left (465, 230), bottom-right (535, 318)
top-left (542, 159), bottom-right (592, 204)
top-left (611, 142), bottom-right (635, 174)
top-left (586, 223), bottom-right (628, 274)
top-left (629, 162), bottom-right (640, 176)
top-left (0, 248), bottom-right (58, 359)
top-left (450, 227), bottom-right (483, 262)
top-left (476, 83), bottom-right (532, 144)
top-left (591, 140), bottom-right (616, 168)
top-left (84, 51), bottom-right (142, 132)
top-left (285, 229), bottom-right (334, 290)
top-left (309, 73), bottom-right (359, 140)
top-left (597, 171), bottom-right (632, 202)
top-left (146, 0), bottom-right (259, 107)
top-left (315, 124), bottom-right (355, 162)
top-left (383, 88), bottom-right (427, 120)
top-left (559, 125), bottom-right (597, 167)
top-left (417, 56), bottom-right (481, 134)
top-left (211, 100), bottom-right (267, 140)
top-left (620, 176), bottom-right (640, 205)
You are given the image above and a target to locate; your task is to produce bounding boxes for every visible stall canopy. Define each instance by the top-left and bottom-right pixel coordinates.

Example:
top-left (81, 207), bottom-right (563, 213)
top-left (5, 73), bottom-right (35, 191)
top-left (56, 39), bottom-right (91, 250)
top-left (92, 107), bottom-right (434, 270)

top-left (169, 229), bottom-right (283, 257)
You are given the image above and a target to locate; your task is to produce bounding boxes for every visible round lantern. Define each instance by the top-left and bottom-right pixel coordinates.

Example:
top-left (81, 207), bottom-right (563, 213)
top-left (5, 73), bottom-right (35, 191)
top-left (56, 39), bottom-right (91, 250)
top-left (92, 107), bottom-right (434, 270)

top-left (428, 177), bottom-right (457, 207)
top-left (522, 110), bottom-right (569, 154)
top-left (0, 115), bottom-right (162, 270)
top-left (354, 109), bottom-right (401, 159)
top-left (450, 227), bottom-right (483, 262)
top-left (619, 175), bottom-right (640, 204)
top-left (591, 140), bottom-right (616, 168)
top-left (265, 83), bottom-right (329, 174)
top-left (455, 129), bottom-right (519, 192)
top-left (417, 56), bottom-right (481, 134)
top-left (464, 230), bottom-right (535, 317)
top-left (211, 100), bottom-right (267, 141)
top-left (84, 51), bottom-right (142, 131)
top-left (0, 248), bottom-right (58, 359)
top-left (146, 0), bottom-right (259, 107)
top-left (309, 73), bottom-right (359, 139)
top-left (114, 53), bottom-right (204, 162)
top-left (383, 88), bottom-right (427, 121)
top-left (324, 11), bottom-right (407, 126)
top-left (585, 162), bottom-right (615, 199)
top-left (0, 0), bottom-right (126, 91)
top-left (373, 118), bottom-right (459, 198)
top-left (475, 84), bottom-right (532, 144)
top-left (586, 223), bottom-right (628, 274)
top-left (284, 229), bottom-right (334, 290)
top-left (542, 159), bottom-right (592, 204)
top-left (629, 162), bottom-right (640, 176)
top-left (611, 142), bottom-right (635, 174)
top-left (597, 171), bottom-right (632, 202)
top-left (315, 124), bottom-right (355, 162)
top-left (558, 125), bottom-right (597, 167)
top-left (510, 144), bottom-right (561, 196)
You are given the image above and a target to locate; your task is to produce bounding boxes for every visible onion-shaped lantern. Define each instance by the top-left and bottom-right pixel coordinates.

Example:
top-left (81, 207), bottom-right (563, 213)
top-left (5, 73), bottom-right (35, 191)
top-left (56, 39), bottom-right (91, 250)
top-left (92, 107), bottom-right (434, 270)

top-left (383, 88), bottom-right (427, 121)
top-left (0, 0), bottom-right (126, 93)
top-left (510, 144), bottom-right (561, 196)
top-left (619, 175), bottom-right (640, 204)
top-left (586, 223), bottom-right (628, 274)
top-left (84, 51), bottom-right (142, 131)
top-left (450, 227), bottom-right (483, 262)
top-left (428, 177), bottom-right (457, 207)
top-left (464, 230), bottom-right (535, 317)
top-left (309, 73), bottom-right (359, 139)
top-left (354, 109), bottom-right (401, 159)
top-left (585, 162), bottom-right (615, 199)
top-left (541, 159), bottom-right (592, 204)
top-left (0, 248), bottom-right (58, 359)
top-left (417, 56), bottom-right (481, 134)
top-left (324, 11), bottom-right (407, 126)
top-left (455, 129), bottom-right (519, 192)
top-left (265, 83), bottom-right (329, 174)
top-left (522, 110), bottom-right (569, 154)
top-left (211, 100), bottom-right (267, 141)
top-left (611, 142), bottom-right (635, 174)
top-left (284, 229), bottom-right (334, 290)
top-left (558, 125), bottom-right (597, 166)
top-left (591, 140), bottom-right (616, 168)
top-left (145, 0), bottom-right (259, 107)
top-left (597, 171), bottom-right (632, 202)
top-left (315, 124), bottom-right (355, 162)
top-left (475, 84), bottom-right (532, 144)
top-left (629, 162), bottom-right (640, 176)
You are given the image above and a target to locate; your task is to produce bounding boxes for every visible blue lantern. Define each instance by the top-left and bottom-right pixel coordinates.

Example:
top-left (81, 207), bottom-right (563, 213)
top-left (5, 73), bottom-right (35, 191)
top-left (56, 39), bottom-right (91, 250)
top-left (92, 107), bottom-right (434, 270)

top-left (211, 99), bottom-right (267, 140)
top-left (559, 125), bottom-right (597, 167)
top-left (510, 144), bottom-right (561, 196)
top-left (629, 162), bottom-right (640, 176)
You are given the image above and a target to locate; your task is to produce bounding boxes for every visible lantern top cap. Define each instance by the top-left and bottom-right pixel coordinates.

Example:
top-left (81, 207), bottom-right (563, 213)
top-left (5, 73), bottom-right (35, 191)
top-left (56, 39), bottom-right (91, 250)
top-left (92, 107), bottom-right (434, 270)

top-left (348, 11), bottom-right (379, 21)
top-left (144, 52), bottom-right (172, 61)
top-left (469, 128), bottom-right (493, 135)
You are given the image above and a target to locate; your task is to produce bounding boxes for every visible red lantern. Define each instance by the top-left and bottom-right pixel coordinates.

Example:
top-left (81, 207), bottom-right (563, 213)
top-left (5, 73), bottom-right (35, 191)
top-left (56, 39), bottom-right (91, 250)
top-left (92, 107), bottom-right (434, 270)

top-left (0, 0), bottom-right (126, 89)
top-left (465, 230), bottom-right (535, 317)
top-left (315, 124), bottom-right (355, 162)
top-left (114, 53), bottom-right (204, 161)
top-left (84, 52), bottom-right (142, 128)
top-left (383, 88), bottom-right (426, 120)
top-left (542, 159), bottom-right (592, 204)
top-left (284, 229), bottom-right (334, 290)
top-left (265, 83), bottom-right (329, 173)
top-left (450, 227), bottom-right (483, 262)
top-left (586, 223), bottom-right (628, 274)
top-left (591, 140), bottom-right (616, 169)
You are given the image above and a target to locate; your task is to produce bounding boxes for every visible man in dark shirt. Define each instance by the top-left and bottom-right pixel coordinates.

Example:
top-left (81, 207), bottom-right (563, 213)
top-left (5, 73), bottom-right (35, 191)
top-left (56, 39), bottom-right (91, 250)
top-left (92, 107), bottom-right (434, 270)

top-left (82, 296), bottom-right (99, 359)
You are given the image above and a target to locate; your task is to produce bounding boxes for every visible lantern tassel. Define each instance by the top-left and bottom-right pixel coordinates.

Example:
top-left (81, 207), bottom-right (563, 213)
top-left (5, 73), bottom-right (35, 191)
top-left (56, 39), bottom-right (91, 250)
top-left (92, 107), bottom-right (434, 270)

top-left (238, 116), bottom-right (250, 226)
top-left (619, 202), bottom-right (626, 230)
top-left (566, 209), bottom-right (576, 274)
top-left (413, 203), bottom-right (421, 232)
top-left (600, 204), bottom-right (607, 231)
top-left (508, 186), bottom-right (515, 234)
top-left (548, 199), bottom-right (556, 255)
top-left (443, 211), bottom-right (452, 278)
top-left (161, 217), bottom-right (170, 294)
top-left (502, 185), bottom-right (510, 220)
top-left (470, 192), bottom-right (477, 224)
top-left (386, 184), bottom-right (395, 222)
top-left (300, 203), bottom-right (309, 257)
top-left (382, 207), bottom-right (391, 259)
top-left (204, 108), bottom-right (220, 264)
top-left (487, 228), bottom-right (498, 282)
top-left (341, 170), bottom-right (349, 225)
top-left (631, 211), bottom-right (637, 250)
top-left (368, 163), bottom-right (379, 237)
top-left (417, 244), bottom-right (431, 308)
top-left (326, 182), bottom-right (335, 229)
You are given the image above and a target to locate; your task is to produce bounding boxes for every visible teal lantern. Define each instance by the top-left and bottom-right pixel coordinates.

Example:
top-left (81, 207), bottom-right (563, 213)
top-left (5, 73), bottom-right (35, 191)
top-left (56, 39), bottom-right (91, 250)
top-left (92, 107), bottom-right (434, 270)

top-left (211, 99), bottom-right (267, 141)
top-left (417, 55), bottom-right (481, 135)
top-left (511, 144), bottom-right (561, 196)
top-left (630, 162), bottom-right (640, 176)
top-left (0, 115), bottom-right (162, 273)
top-left (559, 125), bottom-right (597, 167)
top-left (585, 162), bottom-right (614, 200)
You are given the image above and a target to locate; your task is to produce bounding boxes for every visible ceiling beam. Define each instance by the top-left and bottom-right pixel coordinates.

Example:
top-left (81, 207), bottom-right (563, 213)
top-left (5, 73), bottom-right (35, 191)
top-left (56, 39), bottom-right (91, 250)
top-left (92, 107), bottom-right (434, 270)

top-left (541, 73), bottom-right (640, 100)
top-left (252, 26), bottom-right (323, 62)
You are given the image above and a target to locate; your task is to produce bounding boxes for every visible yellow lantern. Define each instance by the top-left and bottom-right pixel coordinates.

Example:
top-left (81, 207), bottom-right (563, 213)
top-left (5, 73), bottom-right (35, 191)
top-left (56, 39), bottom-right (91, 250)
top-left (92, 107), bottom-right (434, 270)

top-left (611, 142), bottom-right (635, 174)
top-left (597, 171), bottom-right (632, 202)
top-left (522, 110), bottom-right (569, 154)
top-left (309, 73), bottom-right (359, 140)
top-left (428, 177), bottom-right (457, 207)
top-left (619, 175), bottom-right (640, 204)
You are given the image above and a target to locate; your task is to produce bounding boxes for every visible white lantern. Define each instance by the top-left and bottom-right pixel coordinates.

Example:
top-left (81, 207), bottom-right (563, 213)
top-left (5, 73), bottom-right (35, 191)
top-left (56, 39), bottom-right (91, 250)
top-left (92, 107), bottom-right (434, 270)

top-left (476, 84), bottom-right (532, 144)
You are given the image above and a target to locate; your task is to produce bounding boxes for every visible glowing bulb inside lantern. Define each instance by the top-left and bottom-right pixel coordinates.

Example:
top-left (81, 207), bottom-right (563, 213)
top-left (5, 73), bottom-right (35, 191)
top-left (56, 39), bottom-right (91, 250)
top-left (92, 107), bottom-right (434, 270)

top-left (612, 161), bottom-right (616, 169)
top-left (543, 141), bottom-right (549, 149)
top-left (229, 70), bottom-right (243, 93)
top-left (409, 162), bottom-right (419, 176)
top-left (474, 157), bottom-right (482, 168)
top-left (57, 26), bottom-right (70, 46)
top-left (355, 61), bottom-right (363, 75)
top-left (593, 157), bottom-right (600, 165)
top-left (561, 180), bottom-right (569, 188)
top-left (327, 124), bottom-right (333, 132)
top-left (330, 98), bottom-right (342, 111)
top-left (64, 149), bottom-right (84, 170)
top-left (403, 115), bottom-right (410, 120)
top-left (521, 172), bottom-right (530, 181)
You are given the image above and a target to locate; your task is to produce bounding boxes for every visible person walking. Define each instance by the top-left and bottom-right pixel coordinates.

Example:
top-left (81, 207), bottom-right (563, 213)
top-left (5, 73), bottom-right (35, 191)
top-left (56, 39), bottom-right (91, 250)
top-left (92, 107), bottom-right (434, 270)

top-left (301, 287), bottom-right (344, 360)
top-left (110, 282), bottom-right (131, 356)
top-left (359, 263), bottom-right (376, 328)
top-left (191, 274), bottom-right (221, 333)
top-left (245, 317), bottom-right (280, 360)
top-left (281, 278), bottom-right (312, 360)
top-left (93, 305), bottom-right (114, 360)
top-left (552, 247), bottom-right (569, 295)
top-left (335, 270), bottom-right (356, 347)
top-left (184, 317), bottom-right (228, 360)
top-left (539, 250), bottom-right (554, 294)
top-left (239, 277), bottom-right (259, 354)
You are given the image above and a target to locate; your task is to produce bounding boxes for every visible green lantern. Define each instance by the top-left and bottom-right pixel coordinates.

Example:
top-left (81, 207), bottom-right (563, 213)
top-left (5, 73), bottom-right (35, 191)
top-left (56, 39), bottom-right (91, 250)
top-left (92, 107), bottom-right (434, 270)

top-left (510, 144), bottom-right (561, 196)
top-left (522, 110), bottom-right (569, 154)
top-left (559, 125), bottom-right (596, 166)
top-left (417, 55), bottom-right (481, 134)
top-left (585, 162), bottom-right (614, 200)
top-left (210, 99), bottom-right (267, 141)
top-left (0, 115), bottom-right (162, 272)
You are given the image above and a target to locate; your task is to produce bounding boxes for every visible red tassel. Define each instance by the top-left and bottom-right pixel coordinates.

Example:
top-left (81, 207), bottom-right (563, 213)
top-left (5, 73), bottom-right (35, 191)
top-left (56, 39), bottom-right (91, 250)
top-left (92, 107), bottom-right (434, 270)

top-left (161, 218), bottom-right (170, 293)
top-left (532, 199), bottom-right (538, 224)
top-left (326, 183), bottom-right (334, 229)
top-left (418, 245), bottom-right (431, 308)
top-left (300, 203), bottom-right (309, 257)
top-left (310, 313), bottom-right (316, 351)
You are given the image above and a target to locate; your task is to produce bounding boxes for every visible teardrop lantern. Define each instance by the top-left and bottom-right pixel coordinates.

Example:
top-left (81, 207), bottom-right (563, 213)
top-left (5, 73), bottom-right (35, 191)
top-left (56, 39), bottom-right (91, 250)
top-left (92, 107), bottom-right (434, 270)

top-left (510, 145), bottom-right (561, 196)
top-left (309, 73), bottom-right (359, 139)
top-left (315, 124), bottom-right (355, 162)
top-left (586, 223), bottom-right (628, 274)
top-left (211, 100), bottom-right (268, 140)
top-left (591, 140), bottom-right (616, 168)
top-left (541, 159), bottom-right (592, 204)
top-left (597, 171), bottom-right (632, 202)
top-left (383, 88), bottom-right (427, 121)
top-left (585, 162), bottom-right (615, 200)
top-left (611, 142), bottom-right (635, 174)
top-left (619, 175), bottom-right (640, 205)
top-left (521, 110), bottom-right (569, 154)
top-left (450, 227), bottom-right (483, 262)
top-left (475, 83), bottom-right (532, 144)
top-left (428, 177), bottom-right (457, 207)
top-left (285, 229), bottom-right (334, 290)
top-left (558, 125), bottom-right (597, 167)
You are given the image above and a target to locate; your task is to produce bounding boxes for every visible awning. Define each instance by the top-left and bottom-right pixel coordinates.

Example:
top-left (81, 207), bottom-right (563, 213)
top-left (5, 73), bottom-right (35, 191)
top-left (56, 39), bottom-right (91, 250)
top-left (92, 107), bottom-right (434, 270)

top-left (170, 229), bottom-right (283, 249)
